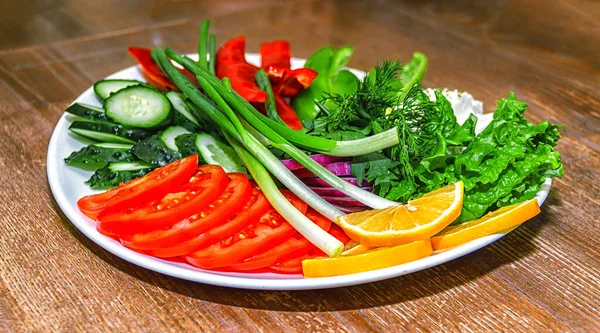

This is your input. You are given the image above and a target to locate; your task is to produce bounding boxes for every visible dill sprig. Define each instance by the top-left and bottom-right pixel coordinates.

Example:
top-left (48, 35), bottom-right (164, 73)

top-left (318, 60), bottom-right (404, 132)
top-left (378, 83), bottom-right (436, 177)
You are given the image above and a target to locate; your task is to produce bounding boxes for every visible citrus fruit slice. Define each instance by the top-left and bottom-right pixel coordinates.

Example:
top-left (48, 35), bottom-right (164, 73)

top-left (302, 239), bottom-right (432, 277)
top-left (337, 181), bottom-right (464, 247)
top-left (431, 198), bottom-right (540, 251)
top-left (340, 241), bottom-right (372, 256)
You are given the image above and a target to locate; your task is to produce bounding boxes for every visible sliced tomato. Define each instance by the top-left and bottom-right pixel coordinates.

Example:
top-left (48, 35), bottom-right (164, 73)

top-left (228, 237), bottom-right (311, 271)
top-left (144, 188), bottom-right (271, 258)
top-left (269, 253), bottom-right (312, 274)
top-left (327, 224), bottom-right (351, 244)
top-left (274, 94), bottom-right (303, 130)
top-left (77, 155), bottom-right (198, 220)
top-left (185, 213), bottom-right (296, 270)
top-left (185, 189), bottom-right (306, 269)
top-left (128, 47), bottom-right (196, 91)
top-left (268, 223), bottom-right (350, 274)
top-left (96, 164), bottom-right (228, 237)
top-left (260, 40), bottom-right (291, 69)
top-left (226, 208), bottom-right (332, 271)
top-left (280, 189), bottom-right (308, 214)
top-left (120, 172), bottom-right (252, 249)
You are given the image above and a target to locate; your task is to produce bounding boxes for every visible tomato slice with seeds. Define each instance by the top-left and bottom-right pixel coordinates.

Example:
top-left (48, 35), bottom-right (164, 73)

top-left (227, 208), bottom-right (332, 271)
top-left (269, 253), bottom-right (312, 274)
top-left (120, 172), bottom-right (252, 250)
top-left (269, 224), bottom-right (351, 275)
top-left (186, 216), bottom-right (296, 270)
top-left (145, 187), bottom-right (271, 258)
top-left (280, 190), bottom-right (308, 214)
top-left (77, 155), bottom-right (198, 220)
top-left (97, 164), bottom-right (228, 237)
top-left (185, 190), bottom-right (306, 270)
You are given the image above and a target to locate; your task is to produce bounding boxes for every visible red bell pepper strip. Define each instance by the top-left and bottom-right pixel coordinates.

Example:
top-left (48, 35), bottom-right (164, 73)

top-left (260, 40), bottom-right (291, 69)
top-left (128, 47), bottom-right (196, 91)
top-left (216, 36), bottom-right (268, 103)
top-left (275, 68), bottom-right (318, 97)
top-left (220, 62), bottom-right (268, 103)
top-left (263, 65), bottom-right (288, 86)
top-left (274, 95), bottom-right (303, 130)
top-left (215, 35), bottom-right (246, 67)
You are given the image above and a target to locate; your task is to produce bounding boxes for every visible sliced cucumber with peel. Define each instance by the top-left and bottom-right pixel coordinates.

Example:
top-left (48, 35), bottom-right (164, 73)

top-left (159, 126), bottom-right (191, 152)
top-left (65, 103), bottom-right (110, 123)
top-left (166, 91), bottom-right (201, 131)
top-left (104, 85), bottom-right (172, 129)
top-left (94, 79), bottom-right (145, 100)
top-left (68, 120), bottom-right (151, 144)
top-left (195, 134), bottom-right (245, 173)
top-left (108, 161), bottom-right (155, 172)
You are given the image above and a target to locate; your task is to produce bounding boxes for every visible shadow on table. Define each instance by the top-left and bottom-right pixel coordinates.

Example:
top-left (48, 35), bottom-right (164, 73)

top-left (52, 188), bottom-right (561, 312)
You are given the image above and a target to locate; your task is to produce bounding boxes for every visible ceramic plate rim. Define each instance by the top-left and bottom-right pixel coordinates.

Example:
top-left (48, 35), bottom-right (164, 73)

top-left (46, 53), bottom-right (551, 290)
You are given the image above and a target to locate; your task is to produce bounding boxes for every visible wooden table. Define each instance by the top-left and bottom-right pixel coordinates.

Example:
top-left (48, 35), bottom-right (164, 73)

top-left (1, 0), bottom-right (598, 331)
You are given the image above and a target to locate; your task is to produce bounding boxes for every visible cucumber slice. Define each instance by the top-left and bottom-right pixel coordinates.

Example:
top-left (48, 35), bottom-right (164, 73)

top-left (132, 134), bottom-right (182, 166)
top-left (92, 142), bottom-right (134, 149)
top-left (65, 143), bottom-right (135, 170)
top-left (166, 91), bottom-right (201, 131)
top-left (94, 79), bottom-right (144, 100)
top-left (65, 103), bottom-right (110, 123)
top-left (195, 134), bottom-right (245, 173)
top-left (104, 85), bottom-right (172, 129)
top-left (175, 133), bottom-right (201, 158)
top-left (159, 126), bottom-right (191, 152)
top-left (108, 161), bottom-right (155, 172)
top-left (69, 120), bottom-right (151, 144)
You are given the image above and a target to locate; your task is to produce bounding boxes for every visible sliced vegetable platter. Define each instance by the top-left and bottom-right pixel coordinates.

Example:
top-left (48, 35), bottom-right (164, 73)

top-left (47, 52), bottom-right (552, 290)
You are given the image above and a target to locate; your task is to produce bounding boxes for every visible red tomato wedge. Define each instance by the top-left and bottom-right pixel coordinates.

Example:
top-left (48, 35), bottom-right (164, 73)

top-left (260, 40), bottom-right (291, 69)
top-left (144, 188), bottom-right (271, 258)
top-left (120, 173), bottom-right (252, 250)
top-left (227, 208), bottom-right (332, 271)
top-left (185, 190), bottom-right (307, 269)
top-left (128, 47), bottom-right (197, 91)
top-left (97, 164), bottom-right (229, 237)
top-left (274, 94), bottom-right (303, 130)
top-left (77, 155), bottom-right (198, 220)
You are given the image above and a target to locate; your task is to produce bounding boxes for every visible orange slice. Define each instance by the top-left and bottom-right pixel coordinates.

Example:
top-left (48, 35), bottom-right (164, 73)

top-left (340, 242), bottom-right (373, 256)
top-left (338, 181), bottom-right (464, 247)
top-left (302, 239), bottom-right (432, 277)
top-left (431, 199), bottom-right (540, 251)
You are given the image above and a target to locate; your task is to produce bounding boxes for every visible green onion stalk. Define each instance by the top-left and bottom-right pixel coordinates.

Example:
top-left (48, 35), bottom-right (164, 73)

top-left (225, 132), bottom-right (344, 257)
top-left (166, 49), bottom-right (401, 156)
top-left (165, 48), bottom-right (397, 209)
top-left (153, 47), bottom-right (344, 256)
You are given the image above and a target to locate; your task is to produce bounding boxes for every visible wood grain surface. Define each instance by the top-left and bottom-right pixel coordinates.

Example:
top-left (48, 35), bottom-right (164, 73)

top-left (1, 0), bottom-right (599, 332)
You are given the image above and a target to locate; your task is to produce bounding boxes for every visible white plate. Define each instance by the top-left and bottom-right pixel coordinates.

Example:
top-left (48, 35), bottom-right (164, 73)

top-left (47, 54), bottom-right (551, 290)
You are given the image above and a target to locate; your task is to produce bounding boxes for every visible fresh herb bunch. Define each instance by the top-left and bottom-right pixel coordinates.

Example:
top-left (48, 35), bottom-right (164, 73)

top-left (374, 84), bottom-right (438, 177)
top-left (384, 93), bottom-right (564, 223)
top-left (310, 60), bottom-right (404, 138)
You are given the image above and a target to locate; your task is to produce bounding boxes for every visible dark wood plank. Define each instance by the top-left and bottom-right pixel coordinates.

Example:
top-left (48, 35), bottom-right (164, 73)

top-left (0, 0), bottom-right (598, 332)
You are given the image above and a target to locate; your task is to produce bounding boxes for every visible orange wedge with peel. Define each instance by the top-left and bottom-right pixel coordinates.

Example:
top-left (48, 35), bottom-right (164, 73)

top-left (337, 181), bottom-right (464, 247)
top-left (302, 239), bottom-right (433, 277)
top-left (431, 198), bottom-right (540, 251)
